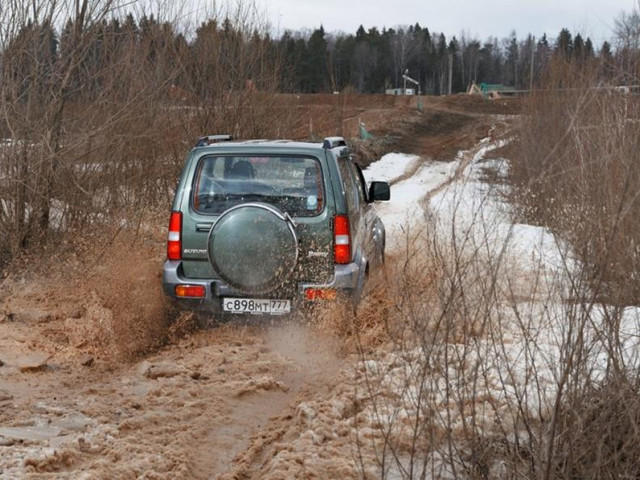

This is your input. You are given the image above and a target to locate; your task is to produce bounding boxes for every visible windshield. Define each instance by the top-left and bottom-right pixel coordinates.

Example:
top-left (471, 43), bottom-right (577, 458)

top-left (192, 155), bottom-right (324, 216)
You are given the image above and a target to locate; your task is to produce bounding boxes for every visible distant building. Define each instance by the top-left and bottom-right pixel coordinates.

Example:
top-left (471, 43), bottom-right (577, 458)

top-left (468, 81), bottom-right (516, 99)
top-left (385, 88), bottom-right (414, 95)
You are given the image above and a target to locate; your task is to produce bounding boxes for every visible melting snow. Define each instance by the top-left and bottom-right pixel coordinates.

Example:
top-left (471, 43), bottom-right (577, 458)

top-left (362, 152), bottom-right (420, 184)
top-left (365, 155), bottom-right (458, 250)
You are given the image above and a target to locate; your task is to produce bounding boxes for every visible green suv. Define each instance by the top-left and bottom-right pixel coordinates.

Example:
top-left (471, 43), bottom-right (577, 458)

top-left (162, 135), bottom-right (390, 316)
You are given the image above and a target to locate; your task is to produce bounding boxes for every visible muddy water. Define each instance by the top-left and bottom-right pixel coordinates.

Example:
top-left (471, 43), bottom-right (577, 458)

top-left (0, 299), bottom-right (345, 479)
top-left (189, 321), bottom-right (344, 479)
top-left (264, 322), bottom-right (342, 386)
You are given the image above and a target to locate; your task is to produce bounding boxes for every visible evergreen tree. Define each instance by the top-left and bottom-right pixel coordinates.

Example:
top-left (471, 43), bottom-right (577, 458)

top-left (367, 27), bottom-right (387, 92)
top-left (301, 26), bottom-right (328, 93)
top-left (191, 19), bottom-right (221, 98)
top-left (584, 37), bottom-right (595, 58)
top-left (555, 28), bottom-right (573, 59)
top-left (504, 31), bottom-right (519, 86)
top-left (278, 31), bottom-right (300, 92)
top-left (518, 34), bottom-right (536, 89)
top-left (435, 33), bottom-right (448, 94)
top-left (599, 41), bottom-right (615, 79)
top-left (3, 21), bottom-right (58, 103)
top-left (573, 33), bottom-right (585, 62)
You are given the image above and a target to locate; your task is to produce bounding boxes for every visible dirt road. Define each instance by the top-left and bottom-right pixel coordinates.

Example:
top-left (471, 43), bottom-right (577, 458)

top-left (0, 102), bottom-right (514, 479)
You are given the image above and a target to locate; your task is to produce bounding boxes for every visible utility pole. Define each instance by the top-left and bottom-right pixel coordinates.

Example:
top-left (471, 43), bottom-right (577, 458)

top-left (448, 53), bottom-right (453, 95)
top-left (402, 71), bottom-right (422, 110)
top-left (529, 35), bottom-right (535, 93)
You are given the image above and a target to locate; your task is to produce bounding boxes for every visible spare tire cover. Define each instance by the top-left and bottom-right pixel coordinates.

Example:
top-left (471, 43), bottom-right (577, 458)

top-left (208, 203), bottom-right (298, 294)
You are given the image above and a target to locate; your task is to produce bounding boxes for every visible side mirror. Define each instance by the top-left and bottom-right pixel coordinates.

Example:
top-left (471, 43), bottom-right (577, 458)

top-left (368, 181), bottom-right (390, 202)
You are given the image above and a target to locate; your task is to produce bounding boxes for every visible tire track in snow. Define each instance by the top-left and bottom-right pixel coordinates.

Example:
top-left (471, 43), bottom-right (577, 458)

top-left (364, 128), bottom-right (510, 252)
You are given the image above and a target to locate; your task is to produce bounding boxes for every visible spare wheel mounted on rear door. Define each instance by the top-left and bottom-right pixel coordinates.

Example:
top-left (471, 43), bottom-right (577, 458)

top-left (207, 203), bottom-right (299, 294)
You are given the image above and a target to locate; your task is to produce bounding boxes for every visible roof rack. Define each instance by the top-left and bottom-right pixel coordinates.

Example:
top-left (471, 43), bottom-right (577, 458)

top-left (322, 137), bottom-right (347, 149)
top-left (196, 135), bottom-right (233, 147)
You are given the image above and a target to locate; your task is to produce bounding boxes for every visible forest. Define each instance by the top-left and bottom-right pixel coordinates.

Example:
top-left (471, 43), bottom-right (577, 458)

top-left (281, 25), bottom-right (607, 94)
top-left (1, 12), bottom-right (628, 103)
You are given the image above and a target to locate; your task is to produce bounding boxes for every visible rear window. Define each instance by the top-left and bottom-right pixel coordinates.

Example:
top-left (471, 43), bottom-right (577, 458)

top-left (192, 155), bottom-right (324, 216)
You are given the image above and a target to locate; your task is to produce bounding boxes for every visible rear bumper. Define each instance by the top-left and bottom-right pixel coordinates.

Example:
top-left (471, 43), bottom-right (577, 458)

top-left (162, 260), bottom-right (361, 310)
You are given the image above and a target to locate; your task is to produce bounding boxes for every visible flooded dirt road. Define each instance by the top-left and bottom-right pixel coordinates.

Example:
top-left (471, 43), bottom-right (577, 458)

top-left (0, 302), bottom-right (350, 479)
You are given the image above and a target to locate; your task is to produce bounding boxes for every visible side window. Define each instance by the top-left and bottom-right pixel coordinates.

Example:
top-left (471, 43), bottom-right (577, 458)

top-left (350, 162), bottom-right (367, 205)
top-left (337, 158), bottom-right (357, 215)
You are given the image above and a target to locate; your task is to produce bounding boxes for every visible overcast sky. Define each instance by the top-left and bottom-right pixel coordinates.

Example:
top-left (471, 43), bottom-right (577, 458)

top-left (262, 0), bottom-right (636, 44)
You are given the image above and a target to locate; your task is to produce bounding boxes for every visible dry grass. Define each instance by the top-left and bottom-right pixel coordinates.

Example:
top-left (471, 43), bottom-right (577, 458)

top-left (346, 82), bottom-right (640, 477)
top-left (512, 62), bottom-right (640, 305)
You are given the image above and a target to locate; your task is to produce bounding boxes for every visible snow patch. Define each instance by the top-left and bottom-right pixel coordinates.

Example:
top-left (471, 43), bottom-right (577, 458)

top-left (363, 152), bottom-right (420, 184)
top-left (370, 160), bottom-right (459, 250)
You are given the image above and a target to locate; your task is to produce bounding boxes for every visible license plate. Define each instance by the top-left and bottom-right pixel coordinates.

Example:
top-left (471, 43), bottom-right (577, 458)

top-left (222, 298), bottom-right (291, 315)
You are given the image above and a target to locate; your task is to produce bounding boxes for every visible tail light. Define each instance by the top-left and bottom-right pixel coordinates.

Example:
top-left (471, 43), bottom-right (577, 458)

top-left (175, 285), bottom-right (206, 298)
top-left (305, 288), bottom-right (337, 301)
top-left (167, 211), bottom-right (182, 260)
top-left (334, 214), bottom-right (351, 264)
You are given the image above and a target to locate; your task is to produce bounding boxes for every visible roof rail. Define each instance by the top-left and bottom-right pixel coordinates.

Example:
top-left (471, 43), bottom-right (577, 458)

top-left (322, 136), bottom-right (347, 149)
top-left (196, 134), bottom-right (233, 147)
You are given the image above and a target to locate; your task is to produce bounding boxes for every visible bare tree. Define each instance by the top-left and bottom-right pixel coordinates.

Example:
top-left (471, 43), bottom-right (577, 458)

top-left (615, 1), bottom-right (640, 50)
top-left (0, 0), bottom-right (290, 265)
top-left (390, 27), bottom-right (418, 87)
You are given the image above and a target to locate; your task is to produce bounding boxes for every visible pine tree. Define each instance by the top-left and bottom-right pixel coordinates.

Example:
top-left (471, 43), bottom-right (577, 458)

top-left (303, 26), bottom-right (328, 93)
top-left (573, 33), bottom-right (585, 62)
top-left (555, 28), bottom-right (573, 59)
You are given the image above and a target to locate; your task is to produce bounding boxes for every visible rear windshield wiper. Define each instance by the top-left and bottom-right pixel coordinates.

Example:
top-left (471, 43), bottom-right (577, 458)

top-left (223, 193), bottom-right (274, 200)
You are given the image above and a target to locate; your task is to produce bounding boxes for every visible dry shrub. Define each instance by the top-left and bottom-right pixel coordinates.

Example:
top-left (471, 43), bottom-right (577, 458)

top-left (553, 376), bottom-right (640, 478)
top-left (513, 60), bottom-right (640, 305)
top-left (350, 101), bottom-right (640, 478)
top-left (349, 232), bottom-right (481, 476)
top-left (350, 222), bottom-right (533, 478)
top-left (0, 1), bottom-right (296, 272)
top-left (506, 61), bottom-right (640, 476)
